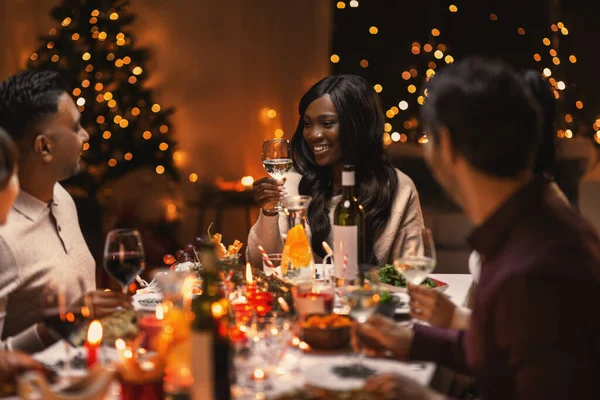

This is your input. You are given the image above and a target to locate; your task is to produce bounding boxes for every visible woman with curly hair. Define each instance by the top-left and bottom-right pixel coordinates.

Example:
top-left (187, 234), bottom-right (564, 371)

top-left (247, 74), bottom-right (424, 268)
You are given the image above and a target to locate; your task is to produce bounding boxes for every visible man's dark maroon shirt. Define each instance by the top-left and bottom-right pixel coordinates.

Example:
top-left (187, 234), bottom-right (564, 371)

top-left (410, 178), bottom-right (600, 399)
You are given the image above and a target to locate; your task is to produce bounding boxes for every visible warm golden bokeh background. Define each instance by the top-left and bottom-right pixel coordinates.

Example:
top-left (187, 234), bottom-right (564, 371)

top-left (0, 0), bottom-right (332, 251)
top-left (1, 0), bottom-right (600, 275)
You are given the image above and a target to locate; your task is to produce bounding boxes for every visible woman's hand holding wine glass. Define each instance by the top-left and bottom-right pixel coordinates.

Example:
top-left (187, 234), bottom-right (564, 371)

top-left (252, 176), bottom-right (287, 215)
top-left (256, 139), bottom-right (291, 214)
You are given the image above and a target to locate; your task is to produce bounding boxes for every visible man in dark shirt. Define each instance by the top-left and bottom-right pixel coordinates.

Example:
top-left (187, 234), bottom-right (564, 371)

top-left (355, 57), bottom-right (600, 399)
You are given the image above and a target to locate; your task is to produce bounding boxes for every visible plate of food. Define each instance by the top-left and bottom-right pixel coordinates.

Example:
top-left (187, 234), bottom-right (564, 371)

top-left (69, 309), bottom-right (140, 346)
top-left (303, 356), bottom-right (425, 392)
top-left (377, 264), bottom-right (448, 293)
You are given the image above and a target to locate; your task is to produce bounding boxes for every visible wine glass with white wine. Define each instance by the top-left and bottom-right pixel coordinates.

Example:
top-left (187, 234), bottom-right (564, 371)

top-left (393, 227), bottom-right (436, 326)
top-left (341, 272), bottom-right (381, 371)
top-left (262, 139), bottom-right (292, 212)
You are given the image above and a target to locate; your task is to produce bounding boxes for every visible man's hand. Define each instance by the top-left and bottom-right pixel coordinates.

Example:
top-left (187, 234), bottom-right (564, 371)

top-left (408, 283), bottom-right (457, 329)
top-left (352, 314), bottom-right (414, 360)
top-left (364, 373), bottom-right (445, 400)
top-left (79, 290), bottom-right (132, 319)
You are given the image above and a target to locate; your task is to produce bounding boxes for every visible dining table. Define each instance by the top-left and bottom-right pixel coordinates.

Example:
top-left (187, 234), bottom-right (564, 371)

top-left (239, 273), bottom-right (473, 398)
top-left (7, 273), bottom-right (473, 399)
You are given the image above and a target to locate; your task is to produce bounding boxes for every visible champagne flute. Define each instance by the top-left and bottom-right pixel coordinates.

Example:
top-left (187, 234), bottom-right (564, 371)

top-left (103, 229), bottom-right (146, 294)
top-left (393, 227), bottom-right (436, 326)
top-left (262, 139), bottom-right (292, 212)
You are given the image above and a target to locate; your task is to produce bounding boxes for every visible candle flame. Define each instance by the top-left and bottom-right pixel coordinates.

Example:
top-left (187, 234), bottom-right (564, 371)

top-left (155, 304), bottom-right (164, 320)
top-left (246, 262), bottom-right (253, 284)
top-left (87, 320), bottom-right (103, 345)
top-left (253, 369), bottom-right (265, 379)
top-left (115, 338), bottom-right (126, 350)
top-left (124, 348), bottom-right (133, 359)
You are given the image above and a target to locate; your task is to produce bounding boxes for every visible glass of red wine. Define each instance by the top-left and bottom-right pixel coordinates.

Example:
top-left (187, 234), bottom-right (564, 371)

top-left (103, 229), bottom-right (146, 294)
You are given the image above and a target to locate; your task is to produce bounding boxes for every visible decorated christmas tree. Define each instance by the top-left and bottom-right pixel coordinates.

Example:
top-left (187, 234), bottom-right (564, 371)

top-left (27, 0), bottom-right (178, 196)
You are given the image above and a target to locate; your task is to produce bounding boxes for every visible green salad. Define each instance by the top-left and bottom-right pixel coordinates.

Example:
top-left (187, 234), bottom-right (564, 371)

top-left (378, 264), bottom-right (437, 288)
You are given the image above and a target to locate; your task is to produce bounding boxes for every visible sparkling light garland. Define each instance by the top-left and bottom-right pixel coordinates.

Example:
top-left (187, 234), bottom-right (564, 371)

top-left (332, 3), bottom-right (597, 145)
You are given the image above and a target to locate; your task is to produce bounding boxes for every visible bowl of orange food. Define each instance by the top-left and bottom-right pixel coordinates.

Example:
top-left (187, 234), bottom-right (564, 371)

top-left (300, 313), bottom-right (353, 350)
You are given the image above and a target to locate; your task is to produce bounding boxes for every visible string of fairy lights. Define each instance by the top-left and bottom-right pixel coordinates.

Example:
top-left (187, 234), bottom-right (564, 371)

top-left (27, 1), bottom-right (597, 194)
top-left (331, 1), bottom-right (600, 146)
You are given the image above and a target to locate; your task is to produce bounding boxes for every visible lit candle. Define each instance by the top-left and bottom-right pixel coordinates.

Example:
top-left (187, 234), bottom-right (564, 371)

top-left (139, 305), bottom-right (164, 351)
top-left (85, 320), bottom-right (103, 368)
top-left (245, 263), bottom-right (257, 305)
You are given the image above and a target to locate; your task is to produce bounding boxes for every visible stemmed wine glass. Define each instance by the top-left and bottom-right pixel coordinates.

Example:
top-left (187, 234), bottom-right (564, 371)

top-left (341, 270), bottom-right (381, 369)
top-left (103, 229), bottom-right (146, 294)
top-left (393, 227), bottom-right (436, 326)
top-left (262, 139), bottom-right (292, 212)
top-left (41, 279), bottom-right (90, 378)
top-left (393, 227), bottom-right (436, 286)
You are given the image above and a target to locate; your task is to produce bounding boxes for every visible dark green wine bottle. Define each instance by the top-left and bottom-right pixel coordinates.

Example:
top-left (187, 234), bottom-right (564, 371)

top-left (190, 243), bottom-right (231, 400)
top-left (333, 165), bottom-right (366, 286)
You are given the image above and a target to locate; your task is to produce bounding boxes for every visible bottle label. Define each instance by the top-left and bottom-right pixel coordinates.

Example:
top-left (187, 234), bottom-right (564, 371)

top-left (333, 225), bottom-right (358, 279)
top-left (191, 331), bottom-right (214, 400)
top-left (341, 171), bottom-right (355, 187)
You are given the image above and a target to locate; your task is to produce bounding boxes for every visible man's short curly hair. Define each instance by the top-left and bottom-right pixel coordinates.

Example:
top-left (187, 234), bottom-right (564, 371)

top-left (0, 70), bottom-right (68, 143)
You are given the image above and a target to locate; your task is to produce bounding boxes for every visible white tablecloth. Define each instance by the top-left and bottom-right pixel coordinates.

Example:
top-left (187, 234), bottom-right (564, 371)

top-left (430, 273), bottom-right (473, 307)
top-left (236, 273), bottom-right (473, 397)
top-left (14, 274), bottom-right (473, 399)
